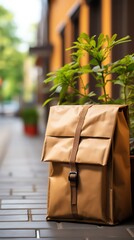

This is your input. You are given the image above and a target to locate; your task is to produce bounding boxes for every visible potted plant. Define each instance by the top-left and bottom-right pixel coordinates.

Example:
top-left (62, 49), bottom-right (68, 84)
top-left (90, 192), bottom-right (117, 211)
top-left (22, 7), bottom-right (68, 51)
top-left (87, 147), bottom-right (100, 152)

top-left (43, 33), bottom-right (134, 211)
top-left (44, 33), bottom-right (134, 140)
top-left (21, 107), bottom-right (39, 136)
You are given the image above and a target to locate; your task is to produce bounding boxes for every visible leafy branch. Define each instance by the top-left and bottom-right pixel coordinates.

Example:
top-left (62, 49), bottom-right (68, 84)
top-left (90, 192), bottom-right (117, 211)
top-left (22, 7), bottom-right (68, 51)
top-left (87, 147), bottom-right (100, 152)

top-left (43, 33), bottom-right (134, 137)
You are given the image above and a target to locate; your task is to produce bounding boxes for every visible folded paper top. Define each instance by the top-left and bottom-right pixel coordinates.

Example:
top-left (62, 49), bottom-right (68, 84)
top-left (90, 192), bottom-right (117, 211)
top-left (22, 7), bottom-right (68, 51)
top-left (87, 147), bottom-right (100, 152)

top-left (46, 105), bottom-right (127, 138)
top-left (42, 105), bottom-right (129, 166)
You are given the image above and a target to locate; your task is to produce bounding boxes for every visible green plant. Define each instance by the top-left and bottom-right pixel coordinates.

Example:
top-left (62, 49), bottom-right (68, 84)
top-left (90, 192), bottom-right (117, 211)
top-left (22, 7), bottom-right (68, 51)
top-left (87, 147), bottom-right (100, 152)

top-left (43, 33), bottom-right (134, 140)
top-left (21, 107), bottom-right (38, 125)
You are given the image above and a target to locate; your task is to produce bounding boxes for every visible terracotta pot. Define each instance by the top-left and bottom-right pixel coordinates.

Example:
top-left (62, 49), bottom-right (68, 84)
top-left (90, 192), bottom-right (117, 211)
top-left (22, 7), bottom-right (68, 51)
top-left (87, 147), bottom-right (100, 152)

top-left (24, 124), bottom-right (38, 136)
top-left (130, 155), bottom-right (134, 215)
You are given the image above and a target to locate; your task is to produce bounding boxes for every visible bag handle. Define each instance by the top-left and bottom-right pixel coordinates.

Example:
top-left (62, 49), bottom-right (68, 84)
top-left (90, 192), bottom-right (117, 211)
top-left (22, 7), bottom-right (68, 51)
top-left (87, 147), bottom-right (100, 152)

top-left (68, 105), bottom-right (92, 217)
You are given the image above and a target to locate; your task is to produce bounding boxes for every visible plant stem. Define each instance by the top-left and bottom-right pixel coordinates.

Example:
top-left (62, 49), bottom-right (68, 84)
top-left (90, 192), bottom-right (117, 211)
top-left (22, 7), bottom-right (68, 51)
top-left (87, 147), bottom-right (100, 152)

top-left (123, 84), bottom-right (127, 104)
top-left (99, 62), bottom-right (107, 103)
top-left (70, 84), bottom-right (87, 97)
top-left (79, 75), bottom-right (87, 96)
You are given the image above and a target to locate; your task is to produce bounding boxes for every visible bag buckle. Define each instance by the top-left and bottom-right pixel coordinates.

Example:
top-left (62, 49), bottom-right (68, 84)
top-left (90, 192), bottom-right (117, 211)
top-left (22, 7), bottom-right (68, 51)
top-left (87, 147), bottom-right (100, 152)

top-left (68, 171), bottom-right (78, 183)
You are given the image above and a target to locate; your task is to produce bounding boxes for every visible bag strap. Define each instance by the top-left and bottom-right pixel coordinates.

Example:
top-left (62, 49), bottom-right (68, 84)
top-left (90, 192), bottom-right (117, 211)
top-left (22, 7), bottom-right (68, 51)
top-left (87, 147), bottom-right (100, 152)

top-left (68, 105), bottom-right (92, 218)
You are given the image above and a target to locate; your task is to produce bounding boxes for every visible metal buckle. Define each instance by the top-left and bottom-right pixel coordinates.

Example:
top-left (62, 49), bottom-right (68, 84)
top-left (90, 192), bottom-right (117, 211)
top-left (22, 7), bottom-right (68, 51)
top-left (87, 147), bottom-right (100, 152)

top-left (68, 171), bottom-right (78, 182)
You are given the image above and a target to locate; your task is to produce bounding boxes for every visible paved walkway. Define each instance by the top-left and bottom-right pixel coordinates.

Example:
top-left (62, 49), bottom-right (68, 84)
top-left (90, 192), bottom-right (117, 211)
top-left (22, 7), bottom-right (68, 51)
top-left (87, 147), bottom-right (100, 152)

top-left (0, 116), bottom-right (133, 239)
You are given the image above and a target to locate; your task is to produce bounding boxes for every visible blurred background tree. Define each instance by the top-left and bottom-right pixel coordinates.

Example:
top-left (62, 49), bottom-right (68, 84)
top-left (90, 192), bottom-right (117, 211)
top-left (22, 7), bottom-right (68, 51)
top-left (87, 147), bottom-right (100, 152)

top-left (0, 5), bottom-right (25, 101)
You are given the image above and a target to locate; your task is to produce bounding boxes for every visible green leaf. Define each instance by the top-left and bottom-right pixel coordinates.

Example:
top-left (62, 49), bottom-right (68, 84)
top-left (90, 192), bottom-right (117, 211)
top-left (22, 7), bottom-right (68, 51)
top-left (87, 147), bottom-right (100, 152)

top-left (127, 63), bottom-right (134, 71)
top-left (90, 39), bottom-right (96, 48)
top-left (44, 75), bottom-right (56, 84)
top-left (50, 83), bottom-right (61, 92)
top-left (42, 98), bottom-right (54, 106)
top-left (114, 80), bottom-right (125, 86)
top-left (97, 33), bottom-right (105, 48)
top-left (92, 66), bottom-right (101, 72)
top-left (96, 83), bottom-right (104, 87)
top-left (111, 33), bottom-right (117, 42)
top-left (113, 35), bottom-right (131, 46)
top-left (90, 58), bottom-right (98, 65)
top-left (59, 85), bottom-right (68, 103)
top-left (78, 32), bottom-right (92, 44)
top-left (88, 91), bottom-right (96, 97)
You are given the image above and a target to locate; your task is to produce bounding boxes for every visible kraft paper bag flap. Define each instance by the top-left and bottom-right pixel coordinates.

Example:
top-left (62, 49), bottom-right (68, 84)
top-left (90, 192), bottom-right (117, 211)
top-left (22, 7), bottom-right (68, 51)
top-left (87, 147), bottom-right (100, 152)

top-left (42, 135), bottom-right (112, 165)
top-left (41, 105), bottom-right (128, 166)
top-left (46, 105), bottom-right (125, 138)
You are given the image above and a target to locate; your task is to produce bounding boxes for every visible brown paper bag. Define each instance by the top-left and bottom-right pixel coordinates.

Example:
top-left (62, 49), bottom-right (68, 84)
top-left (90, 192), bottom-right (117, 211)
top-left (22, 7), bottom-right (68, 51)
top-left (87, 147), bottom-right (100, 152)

top-left (42, 105), bottom-right (132, 225)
